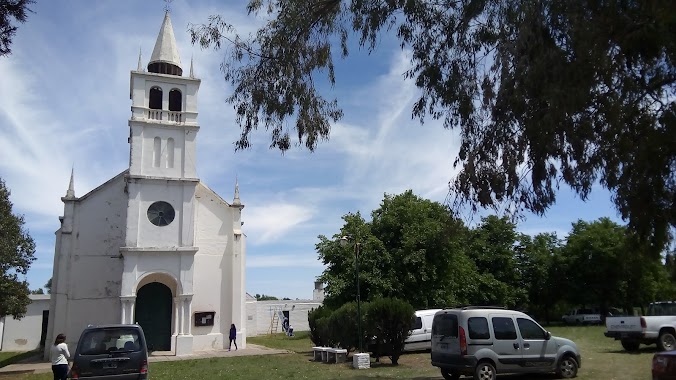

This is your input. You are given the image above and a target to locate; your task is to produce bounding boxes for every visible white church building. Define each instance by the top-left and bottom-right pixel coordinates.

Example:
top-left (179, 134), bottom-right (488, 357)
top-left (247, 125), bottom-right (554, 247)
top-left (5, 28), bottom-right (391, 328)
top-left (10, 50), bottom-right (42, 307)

top-left (45, 11), bottom-right (247, 356)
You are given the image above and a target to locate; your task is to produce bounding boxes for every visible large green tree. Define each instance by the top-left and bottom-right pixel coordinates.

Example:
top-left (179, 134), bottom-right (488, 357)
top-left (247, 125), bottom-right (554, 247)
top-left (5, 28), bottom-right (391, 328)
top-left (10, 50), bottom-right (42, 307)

top-left (0, 0), bottom-right (33, 57)
top-left (0, 178), bottom-right (36, 318)
top-left (515, 232), bottom-right (560, 322)
top-left (191, 0), bottom-right (675, 248)
top-left (559, 217), bottom-right (669, 316)
top-left (316, 190), bottom-right (473, 309)
top-left (466, 215), bottom-right (525, 307)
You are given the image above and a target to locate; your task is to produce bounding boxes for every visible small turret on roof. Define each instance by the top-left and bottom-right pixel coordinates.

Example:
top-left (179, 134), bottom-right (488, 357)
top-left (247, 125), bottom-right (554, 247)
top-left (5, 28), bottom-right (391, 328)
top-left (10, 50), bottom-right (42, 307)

top-left (64, 167), bottom-right (76, 200)
top-left (147, 11), bottom-right (182, 76)
top-left (232, 178), bottom-right (242, 207)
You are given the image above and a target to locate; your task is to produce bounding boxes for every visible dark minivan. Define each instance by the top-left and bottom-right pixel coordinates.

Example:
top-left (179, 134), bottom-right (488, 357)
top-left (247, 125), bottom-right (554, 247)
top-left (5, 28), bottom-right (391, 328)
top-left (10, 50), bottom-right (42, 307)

top-left (70, 324), bottom-right (148, 379)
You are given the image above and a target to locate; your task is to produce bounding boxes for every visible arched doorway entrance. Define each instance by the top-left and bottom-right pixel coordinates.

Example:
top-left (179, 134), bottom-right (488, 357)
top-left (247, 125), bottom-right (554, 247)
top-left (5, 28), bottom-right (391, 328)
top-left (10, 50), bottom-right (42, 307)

top-left (135, 282), bottom-right (172, 351)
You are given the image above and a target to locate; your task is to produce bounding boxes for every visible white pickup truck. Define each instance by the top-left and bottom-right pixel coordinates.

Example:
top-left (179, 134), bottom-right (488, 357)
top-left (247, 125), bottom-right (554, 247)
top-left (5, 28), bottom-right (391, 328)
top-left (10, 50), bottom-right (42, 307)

top-left (562, 308), bottom-right (602, 325)
top-left (604, 301), bottom-right (676, 351)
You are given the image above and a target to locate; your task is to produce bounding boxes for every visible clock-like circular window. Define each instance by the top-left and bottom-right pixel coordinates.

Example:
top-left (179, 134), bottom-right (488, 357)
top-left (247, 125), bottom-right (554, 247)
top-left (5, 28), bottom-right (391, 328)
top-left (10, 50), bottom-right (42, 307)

top-left (147, 201), bottom-right (175, 226)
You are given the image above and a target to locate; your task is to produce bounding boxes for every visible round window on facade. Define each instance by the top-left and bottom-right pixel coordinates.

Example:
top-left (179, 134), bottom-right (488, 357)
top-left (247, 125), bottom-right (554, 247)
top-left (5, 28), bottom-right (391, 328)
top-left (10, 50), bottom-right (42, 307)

top-left (147, 201), bottom-right (175, 226)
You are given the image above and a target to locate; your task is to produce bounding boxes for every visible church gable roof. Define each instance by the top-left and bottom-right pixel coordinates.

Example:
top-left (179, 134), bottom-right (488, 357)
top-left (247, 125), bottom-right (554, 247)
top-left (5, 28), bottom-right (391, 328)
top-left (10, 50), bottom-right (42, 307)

top-left (196, 182), bottom-right (231, 208)
top-left (71, 170), bottom-right (129, 202)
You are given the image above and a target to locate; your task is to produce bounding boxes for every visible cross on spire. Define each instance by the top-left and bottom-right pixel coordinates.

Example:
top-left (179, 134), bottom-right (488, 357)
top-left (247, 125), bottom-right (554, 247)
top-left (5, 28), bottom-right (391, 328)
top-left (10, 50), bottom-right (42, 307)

top-left (164, 0), bottom-right (173, 13)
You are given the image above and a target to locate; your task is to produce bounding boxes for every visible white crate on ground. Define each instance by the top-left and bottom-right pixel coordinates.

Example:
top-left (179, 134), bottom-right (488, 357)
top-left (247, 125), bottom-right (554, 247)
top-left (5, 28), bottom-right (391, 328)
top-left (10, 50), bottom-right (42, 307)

top-left (352, 353), bottom-right (370, 369)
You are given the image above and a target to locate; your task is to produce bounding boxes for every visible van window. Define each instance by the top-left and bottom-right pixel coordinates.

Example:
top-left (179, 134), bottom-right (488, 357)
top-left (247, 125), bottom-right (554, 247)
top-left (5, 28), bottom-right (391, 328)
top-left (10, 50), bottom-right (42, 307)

top-left (517, 318), bottom-right (546, 340)
top-left (78, 328), bottom-right (142, 355)
top-left (492, 317), bottom-right (517, 340)
top-left (432, 314), bottom-right (458, 338)
top-left (468, 317), bottom-right (490, 339)
top-left (411, 317), bottom-right (423, 330)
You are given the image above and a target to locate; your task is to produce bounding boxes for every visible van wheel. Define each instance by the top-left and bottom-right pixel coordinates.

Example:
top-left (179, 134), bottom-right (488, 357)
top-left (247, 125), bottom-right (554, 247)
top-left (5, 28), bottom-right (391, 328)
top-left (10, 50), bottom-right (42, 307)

top-left (474, 361), bottom-right (496, 380)
top-left (557, 355), bottom-right (578, 378)
top-left (658, 331), bottom-right (676, 351)
top-left (441, 369), bottom-right (460, 380)
top-left (621, 340), bottom-right (640, 351)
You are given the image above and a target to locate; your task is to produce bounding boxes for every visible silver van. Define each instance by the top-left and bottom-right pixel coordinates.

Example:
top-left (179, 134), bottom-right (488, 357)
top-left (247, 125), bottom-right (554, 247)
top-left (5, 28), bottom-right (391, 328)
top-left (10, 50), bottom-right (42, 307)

top-left (431, 307), bottom-right (580, 380)
top-left (70, 324), bottom-right (149, 379)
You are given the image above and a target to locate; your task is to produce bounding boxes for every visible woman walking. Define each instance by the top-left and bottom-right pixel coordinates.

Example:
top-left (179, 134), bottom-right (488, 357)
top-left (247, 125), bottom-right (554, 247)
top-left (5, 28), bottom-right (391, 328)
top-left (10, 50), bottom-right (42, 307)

top-left (229, 324), bottom-right (238, 351)
top-left (50, 333), bottom-right (70, 380)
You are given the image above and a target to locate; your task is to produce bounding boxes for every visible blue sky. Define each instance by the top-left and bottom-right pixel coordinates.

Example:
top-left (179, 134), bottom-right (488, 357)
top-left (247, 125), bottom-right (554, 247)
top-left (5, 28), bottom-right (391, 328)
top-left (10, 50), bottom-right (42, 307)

top-left (0, 1), bottom-right (622, 300)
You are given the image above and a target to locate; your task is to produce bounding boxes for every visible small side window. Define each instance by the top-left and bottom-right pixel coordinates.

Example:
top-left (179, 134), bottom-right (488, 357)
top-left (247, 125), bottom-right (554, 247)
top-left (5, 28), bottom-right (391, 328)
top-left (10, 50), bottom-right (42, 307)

top-left (468, 317), bottom-right (490, 339)
top-left (411, 317), bottom-right (423, 330)
top-left (492, 317), bottom-right (517, 340)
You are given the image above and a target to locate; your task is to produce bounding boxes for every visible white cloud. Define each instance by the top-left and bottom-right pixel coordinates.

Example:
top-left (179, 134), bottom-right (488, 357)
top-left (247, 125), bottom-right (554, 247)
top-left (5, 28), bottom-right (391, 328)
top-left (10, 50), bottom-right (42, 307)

top-left (244, 203), bottom-right (315, 244)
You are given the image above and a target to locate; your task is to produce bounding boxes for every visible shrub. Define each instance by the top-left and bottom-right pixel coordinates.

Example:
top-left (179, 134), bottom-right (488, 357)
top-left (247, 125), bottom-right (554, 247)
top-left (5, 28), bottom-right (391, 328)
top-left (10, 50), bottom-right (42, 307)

top-left (364, 297), bottom-right (414, 365)
top-left (308, 305), bottom-right (332, 346)
top-left (327, 302), bottom-right (360, 351)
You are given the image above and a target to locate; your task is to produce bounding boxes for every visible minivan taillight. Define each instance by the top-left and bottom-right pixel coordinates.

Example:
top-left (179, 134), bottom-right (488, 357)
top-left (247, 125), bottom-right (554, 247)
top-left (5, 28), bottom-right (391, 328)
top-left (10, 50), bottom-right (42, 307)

top-left (459, 326), bottom-right (467, 356)
top-left (70, 363), bottom-right (79, 379)
top-left (140, 359), bottom-right (148, 374)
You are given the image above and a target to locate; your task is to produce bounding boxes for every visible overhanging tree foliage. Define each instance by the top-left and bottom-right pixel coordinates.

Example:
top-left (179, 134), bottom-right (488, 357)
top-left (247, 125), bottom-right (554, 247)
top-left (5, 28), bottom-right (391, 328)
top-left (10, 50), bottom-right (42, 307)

top-left (191, 0), bottom-right (675, 248)
top-left (0, 178), bottom-right (36, 318)
top-left (0, 0), bottom-right (33, 57)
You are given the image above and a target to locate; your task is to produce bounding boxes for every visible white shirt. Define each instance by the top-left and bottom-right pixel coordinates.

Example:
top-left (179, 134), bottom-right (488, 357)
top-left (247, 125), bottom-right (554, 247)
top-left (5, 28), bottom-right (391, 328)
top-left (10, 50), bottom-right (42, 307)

top-left (50, 342), bottom-right (70, 365)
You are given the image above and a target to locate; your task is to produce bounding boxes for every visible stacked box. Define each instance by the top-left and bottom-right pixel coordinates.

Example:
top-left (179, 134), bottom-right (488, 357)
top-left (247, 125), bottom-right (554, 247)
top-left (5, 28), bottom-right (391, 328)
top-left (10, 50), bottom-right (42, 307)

top-left (352, 353), bottom-right (370, 369)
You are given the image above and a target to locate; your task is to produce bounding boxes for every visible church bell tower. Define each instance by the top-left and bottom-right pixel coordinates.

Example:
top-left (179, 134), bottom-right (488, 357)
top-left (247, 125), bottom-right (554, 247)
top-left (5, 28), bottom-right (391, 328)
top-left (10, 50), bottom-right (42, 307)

top-left (121, 11), bottom-right (201, 355)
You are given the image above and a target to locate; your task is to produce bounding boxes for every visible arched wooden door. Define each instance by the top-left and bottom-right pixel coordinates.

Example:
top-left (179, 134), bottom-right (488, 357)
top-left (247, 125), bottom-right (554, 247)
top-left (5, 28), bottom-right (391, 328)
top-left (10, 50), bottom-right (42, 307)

top-left (135, 282), bottom-right (172, 351)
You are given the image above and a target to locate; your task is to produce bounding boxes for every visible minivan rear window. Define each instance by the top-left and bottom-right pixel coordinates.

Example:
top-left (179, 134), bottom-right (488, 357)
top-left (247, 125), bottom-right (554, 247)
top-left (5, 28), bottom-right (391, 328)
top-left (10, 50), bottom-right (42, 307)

top-left (432, 314), bottom-right (458, 338)
top-left (78, 328), bottom-right (142, 355)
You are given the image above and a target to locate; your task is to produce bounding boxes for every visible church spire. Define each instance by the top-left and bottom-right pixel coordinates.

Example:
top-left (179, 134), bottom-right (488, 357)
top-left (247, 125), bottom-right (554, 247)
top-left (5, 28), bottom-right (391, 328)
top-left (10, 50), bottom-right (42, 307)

top-left (232, 178), bottom-right (242, 206)
top-left (137, 46), bottom-right (143, 71)
top-left (147, 11), bottom-right (183, 76)
top-left (189, 55), bottom-right (194, 78)
top-left (64, 167), bottom-right (75, 199)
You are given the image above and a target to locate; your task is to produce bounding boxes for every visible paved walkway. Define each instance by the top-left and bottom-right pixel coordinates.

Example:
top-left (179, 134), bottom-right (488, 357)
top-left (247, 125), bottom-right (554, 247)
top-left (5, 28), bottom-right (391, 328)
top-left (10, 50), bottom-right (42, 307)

top-left (0, 344), bottom-right (291, 375)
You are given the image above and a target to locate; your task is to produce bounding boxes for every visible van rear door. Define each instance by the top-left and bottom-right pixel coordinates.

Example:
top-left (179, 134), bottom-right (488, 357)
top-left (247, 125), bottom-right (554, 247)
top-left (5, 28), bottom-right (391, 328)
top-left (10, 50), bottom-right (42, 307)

top-left (431, 313), bottom-right (460, 359)
top-left (74, 327), bottom-right (145, 379)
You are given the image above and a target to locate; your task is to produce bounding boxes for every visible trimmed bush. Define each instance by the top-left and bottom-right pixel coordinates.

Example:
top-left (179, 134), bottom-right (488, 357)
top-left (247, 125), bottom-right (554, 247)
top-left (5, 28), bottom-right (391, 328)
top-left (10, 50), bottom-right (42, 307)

top-left (364, 297), bottom-right (414, 365)
top-left (308, 305), bottom-right (332, 346)
top-left (327, 302), bottom-right (360, 351)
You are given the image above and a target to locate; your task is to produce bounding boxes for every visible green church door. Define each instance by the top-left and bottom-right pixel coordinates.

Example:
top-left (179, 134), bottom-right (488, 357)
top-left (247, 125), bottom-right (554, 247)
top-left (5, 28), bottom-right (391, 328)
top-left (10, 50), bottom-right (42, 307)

top-left (135, 282), bottom-right (172, 351)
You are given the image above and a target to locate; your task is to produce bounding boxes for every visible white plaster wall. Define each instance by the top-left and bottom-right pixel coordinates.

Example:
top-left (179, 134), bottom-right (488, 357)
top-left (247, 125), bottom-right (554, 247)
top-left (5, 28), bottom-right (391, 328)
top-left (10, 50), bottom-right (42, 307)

top-left (121, 251), bottom-right (192, 297)
top-left (50, 174), bottom-right (128, 351)
top-left (192, 184), bottom-right (233, 350)
top-left (1, 296), bottom-right (50, 351)
top-left (125, 179), bottom-right (196, 248)
top-left (253, 301), bottom-right (322, 335)
top-left (245, 299), bottom-right (257, 337)
top-left (137, 124), bottom-right (187, 178)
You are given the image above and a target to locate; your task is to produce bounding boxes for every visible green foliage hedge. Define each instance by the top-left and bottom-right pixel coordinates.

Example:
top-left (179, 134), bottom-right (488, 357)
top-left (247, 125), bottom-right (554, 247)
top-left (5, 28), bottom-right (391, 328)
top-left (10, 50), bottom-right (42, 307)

top-left (308, 297), bottom-right (414, 365)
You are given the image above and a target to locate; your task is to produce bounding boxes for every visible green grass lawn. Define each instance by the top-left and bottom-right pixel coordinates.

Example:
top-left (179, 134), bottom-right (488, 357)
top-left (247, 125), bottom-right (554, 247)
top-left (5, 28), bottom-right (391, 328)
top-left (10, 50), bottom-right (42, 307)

top-left (0, 351), bottom-right (39, 368)
top-left (12, 326), bottom-right (654, 380)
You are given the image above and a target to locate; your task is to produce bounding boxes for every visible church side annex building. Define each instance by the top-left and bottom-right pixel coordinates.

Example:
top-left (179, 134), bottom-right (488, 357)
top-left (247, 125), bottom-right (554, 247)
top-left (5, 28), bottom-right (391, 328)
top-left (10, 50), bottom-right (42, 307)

top-left (45, 11), bottom-right (247, 356)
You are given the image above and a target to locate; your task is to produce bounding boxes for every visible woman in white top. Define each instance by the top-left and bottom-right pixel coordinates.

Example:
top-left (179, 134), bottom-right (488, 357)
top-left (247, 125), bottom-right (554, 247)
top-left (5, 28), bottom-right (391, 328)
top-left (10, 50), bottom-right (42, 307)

top-left (50, 333), bottom-right (70, 380)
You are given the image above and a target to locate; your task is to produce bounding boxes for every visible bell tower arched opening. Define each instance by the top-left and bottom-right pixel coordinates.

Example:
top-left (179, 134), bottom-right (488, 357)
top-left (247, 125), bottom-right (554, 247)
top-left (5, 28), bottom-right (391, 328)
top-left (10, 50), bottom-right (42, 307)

top-left (169, 89), bottom-right (182, 111)
top-left (149, 87), bottom-right (163, 110)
